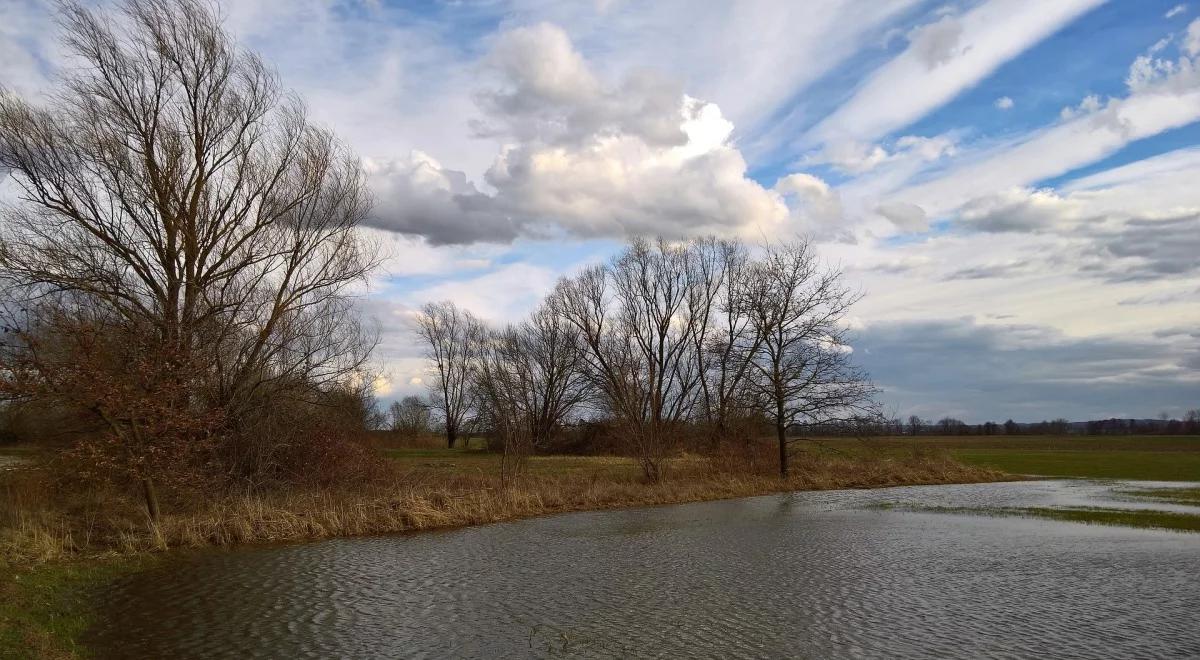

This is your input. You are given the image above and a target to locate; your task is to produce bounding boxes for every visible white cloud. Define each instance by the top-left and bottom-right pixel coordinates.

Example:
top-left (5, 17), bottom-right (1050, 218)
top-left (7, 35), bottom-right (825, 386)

top-left (953, 154), bottom-right (1200, 283)
top-left (879, 38), bottom-right (1200, 221)
top-left (1186, 17), bottom-right (1200, 56)
top-left (994, 96), bottom-right (1014, 110)
top-left (506, 0), bottom-right (923, 150)
top-left (365, 24), bottom-right (790, 244)
top-left (807, 0), bottom-right (1104, 146)
top-left (876, 202), bottom-right (928, 232)
top-left (1166, 4), bottom-right (1188, 19)
top-left (409, 262), bottom-right (561, 324)
top-left (821, 141), bottom-right (892, 174)
top-left (1059, 94), bottom-right (1103, 119)
top-left (775, 173), bottom-right (846, 238)
top-left (0, 0), bottom-right (59, 97)
top-left (907, 14), bottom-right (965, 68)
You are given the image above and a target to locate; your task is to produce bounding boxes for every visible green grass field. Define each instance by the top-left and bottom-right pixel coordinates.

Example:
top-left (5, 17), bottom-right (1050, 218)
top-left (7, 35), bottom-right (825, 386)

top-left (949, 449), bottom-right (1200, 481)
top-left (379, 435), bottom-right (1200, 482)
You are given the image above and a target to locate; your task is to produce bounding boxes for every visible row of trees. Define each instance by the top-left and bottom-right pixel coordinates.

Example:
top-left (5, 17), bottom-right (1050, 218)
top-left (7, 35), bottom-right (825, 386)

top-left (415, 237), bottom-right (878, 481)
top-left (897, 413), bottom-right (1200, 436)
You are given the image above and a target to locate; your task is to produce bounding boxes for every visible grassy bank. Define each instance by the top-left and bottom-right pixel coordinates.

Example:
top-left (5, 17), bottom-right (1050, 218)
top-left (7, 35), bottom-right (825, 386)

top-left (1, 449), bottom-right (1004, 562)
top-left (0, 558), bottom-right (155, 660)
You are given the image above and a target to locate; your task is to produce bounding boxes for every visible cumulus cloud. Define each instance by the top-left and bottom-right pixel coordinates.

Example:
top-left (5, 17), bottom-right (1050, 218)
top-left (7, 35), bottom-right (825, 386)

top-left (994, 96), bottom-right (1014, 110)
top-left (775, 173), bottom-right (847, 238)
top-left (958, 188), bottom-right (1085, 233)
top-left (366, 23), bottom-right (789, 244)
top-left (365, 153), bottom-right (517, 244)
top-left (472, 23), bottom-right (688, 148)
top-left (1167, 4), bottom-right (1188, 19)
top-left (1059, 93), bottom-right (1102, 120)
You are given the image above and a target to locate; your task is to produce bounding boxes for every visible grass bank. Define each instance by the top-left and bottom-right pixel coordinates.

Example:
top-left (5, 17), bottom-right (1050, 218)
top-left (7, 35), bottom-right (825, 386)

top-left (0, 557), bottom-right (155, 660)
top-left (2, 448), bottom-right (1004, 562)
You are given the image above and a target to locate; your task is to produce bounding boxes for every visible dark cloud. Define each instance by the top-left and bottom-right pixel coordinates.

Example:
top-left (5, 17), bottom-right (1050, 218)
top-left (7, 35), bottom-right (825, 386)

top-left (854, 317), bottom-right (1200, 422)
top-left (1088, 214), bottom-right (1200, 282)
top-left (942, 259), bottom-right (1032, 280)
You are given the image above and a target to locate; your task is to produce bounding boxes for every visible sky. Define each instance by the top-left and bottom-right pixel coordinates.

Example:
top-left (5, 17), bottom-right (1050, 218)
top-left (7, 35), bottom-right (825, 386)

top-left (2, 0), bottom-right (1198, 422)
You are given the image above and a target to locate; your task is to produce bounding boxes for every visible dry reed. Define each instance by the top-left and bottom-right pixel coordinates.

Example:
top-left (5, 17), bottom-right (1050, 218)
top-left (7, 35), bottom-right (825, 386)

top-left (1, 451), bottom-right (1006, 562)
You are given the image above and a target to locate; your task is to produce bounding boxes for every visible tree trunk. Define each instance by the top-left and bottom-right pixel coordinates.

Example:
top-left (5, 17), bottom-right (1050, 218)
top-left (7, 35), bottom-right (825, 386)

top-left (777, 421), bottom-right (788, 479)
top-left (142, 477), bottom-right (161, 523)
top-left (447, 426), bottom-right (457, 449)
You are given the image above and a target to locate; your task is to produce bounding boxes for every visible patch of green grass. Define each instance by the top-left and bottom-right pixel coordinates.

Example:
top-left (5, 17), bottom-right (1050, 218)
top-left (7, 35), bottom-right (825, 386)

top-left (1120, 487), bottom-right (1200, 505)
top-left (949, 449), bottom-right (1200, 481)
top-left (0, 557), bottom-right (153, 659)
top-left (898, 504), bottom-right (1200, 533)
top-left (1015, 507), bottom-right (1200, 532)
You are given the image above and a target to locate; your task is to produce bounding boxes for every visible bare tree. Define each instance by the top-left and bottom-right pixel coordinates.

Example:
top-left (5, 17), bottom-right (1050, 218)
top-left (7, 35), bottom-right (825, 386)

top-left (907, 415), bottom-right (924, 436)
top-left (689, 238), bottom-right (763, 441)
top-left (413, 301), bottom-right (484, 449)
top-left (388, 396), bottom-right (430, 436)
top-left (473, 302), bottom-right (589, 481)
top-left (745, 241), bottom-right (877, 478)
top-left (0, 0), bottom-right (378, 512)
top-left (551, 238), bottom-right (705, 481)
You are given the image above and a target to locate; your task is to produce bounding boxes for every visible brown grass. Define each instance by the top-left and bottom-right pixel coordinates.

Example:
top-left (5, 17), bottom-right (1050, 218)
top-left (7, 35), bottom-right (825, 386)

top-left (1, 447), bottom-right (1005, 562)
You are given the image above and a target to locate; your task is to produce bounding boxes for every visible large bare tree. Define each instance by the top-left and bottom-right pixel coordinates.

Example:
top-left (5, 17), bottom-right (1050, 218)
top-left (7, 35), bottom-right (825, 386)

top-left (552, 238), bottom-right (704, 481)
top-left (0, 0), bottom-right (378, 508)
top-left (689, 238), bottom-right (763, 440)
top-left (413, 300), bottom-right (484, 449)
top-left (745, 241), bottom-right (877, 477)
top-left (473, 302), bottom-right (589, 468)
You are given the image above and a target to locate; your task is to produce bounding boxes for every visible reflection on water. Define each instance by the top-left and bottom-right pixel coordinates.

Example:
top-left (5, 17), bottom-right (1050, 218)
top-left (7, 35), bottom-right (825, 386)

top-left (89, 480), bottom-right (1200, 659)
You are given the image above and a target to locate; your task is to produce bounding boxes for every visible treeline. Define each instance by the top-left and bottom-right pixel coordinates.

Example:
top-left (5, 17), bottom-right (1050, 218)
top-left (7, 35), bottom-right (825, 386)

top-left (890, 414), bottom-right (1200, 436)
top-left (413, 237), bottom-right (879, 481)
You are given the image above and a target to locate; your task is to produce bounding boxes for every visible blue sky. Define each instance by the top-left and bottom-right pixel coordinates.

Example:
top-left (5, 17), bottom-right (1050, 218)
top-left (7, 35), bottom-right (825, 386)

top-left (2, 0), bottom-right (1198, 421)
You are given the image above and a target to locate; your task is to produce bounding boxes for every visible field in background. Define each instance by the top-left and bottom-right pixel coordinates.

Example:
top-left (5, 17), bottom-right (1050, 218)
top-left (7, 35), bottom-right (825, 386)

top-left (817, 435), bottom-right (1200, 481)
top-left (380, 434), bottom-right (1200, 483)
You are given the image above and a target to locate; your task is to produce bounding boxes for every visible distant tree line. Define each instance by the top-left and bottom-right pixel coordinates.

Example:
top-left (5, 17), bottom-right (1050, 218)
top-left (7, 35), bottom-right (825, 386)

top-left (413, 237), bottom-right (879, 481)
top-left (892, 412), bottom-right (1200, 436)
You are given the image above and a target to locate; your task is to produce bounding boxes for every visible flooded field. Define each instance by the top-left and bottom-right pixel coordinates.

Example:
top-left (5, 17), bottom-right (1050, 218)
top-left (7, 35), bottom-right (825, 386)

top-left (89, 480), bottom-right (1200, 659)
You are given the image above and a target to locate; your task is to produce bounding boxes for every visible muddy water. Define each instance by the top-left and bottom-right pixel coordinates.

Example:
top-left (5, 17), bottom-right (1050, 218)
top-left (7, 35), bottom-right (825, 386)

top-left (89, 480), bottom-right (1200, 659)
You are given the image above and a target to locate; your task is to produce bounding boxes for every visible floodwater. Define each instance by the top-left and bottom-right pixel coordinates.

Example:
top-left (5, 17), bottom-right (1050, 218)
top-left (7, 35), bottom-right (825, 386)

top-left (89, 480), bottom-right (1200, 659)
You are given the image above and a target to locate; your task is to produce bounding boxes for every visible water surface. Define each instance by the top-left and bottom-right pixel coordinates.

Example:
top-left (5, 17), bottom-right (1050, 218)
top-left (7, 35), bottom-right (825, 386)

top-left (90, 480), bottom-right (1200, 658)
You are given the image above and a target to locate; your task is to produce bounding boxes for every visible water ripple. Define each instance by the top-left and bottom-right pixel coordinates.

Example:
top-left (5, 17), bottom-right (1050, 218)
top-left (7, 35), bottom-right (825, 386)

top-left (88, 480), bottom-right (1200, 659)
